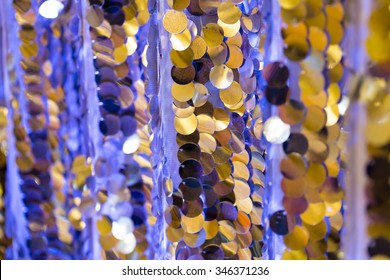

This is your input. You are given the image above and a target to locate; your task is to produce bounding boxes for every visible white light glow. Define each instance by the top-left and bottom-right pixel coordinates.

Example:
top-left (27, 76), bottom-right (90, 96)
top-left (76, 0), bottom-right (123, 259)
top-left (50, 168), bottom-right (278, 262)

top-left (115, 233), bottom-right (136, 254)
top-left (112, 217), bottom-right (134, 240)
top-left (39, 0), bottom-right (64, 19)
top-left (263, 116), bottom-right (291, 144)
top-left (122, 134), bottom-right (140, 154)
top-left (338, 96), bottom-right (350, 116)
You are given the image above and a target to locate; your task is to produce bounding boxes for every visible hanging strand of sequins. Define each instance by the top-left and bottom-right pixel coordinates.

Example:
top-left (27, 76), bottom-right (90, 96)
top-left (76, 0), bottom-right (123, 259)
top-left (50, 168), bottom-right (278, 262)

top-left (1, 0), bottom-right (30, 259)
top-left (85, 0), bottom-right (152, 259)
top-left (262, 0), bottom-right (346, 259)
top-left (10, 0), bottom-right (68, 259)
top-left (161, 0), bottom-right (266, 260)
top-left (122, 3), bottom-right (154, 259)
top-left (363, 0), bottom-right (390, 260)
top-left (40, 1), bottom-right (97, 259)
top-left (0, 2), bottom-right (12, 258)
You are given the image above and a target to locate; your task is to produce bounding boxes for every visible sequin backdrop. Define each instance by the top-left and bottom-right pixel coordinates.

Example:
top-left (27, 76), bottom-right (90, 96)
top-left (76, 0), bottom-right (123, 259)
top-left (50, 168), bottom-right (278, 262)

top-left (0, 0), bottom-right (389, 260)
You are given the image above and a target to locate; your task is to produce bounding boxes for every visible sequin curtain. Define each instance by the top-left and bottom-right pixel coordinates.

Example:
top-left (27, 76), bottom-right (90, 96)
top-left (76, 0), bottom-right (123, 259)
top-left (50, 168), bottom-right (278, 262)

top-left (0, 0), bottom-right (389, 260)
